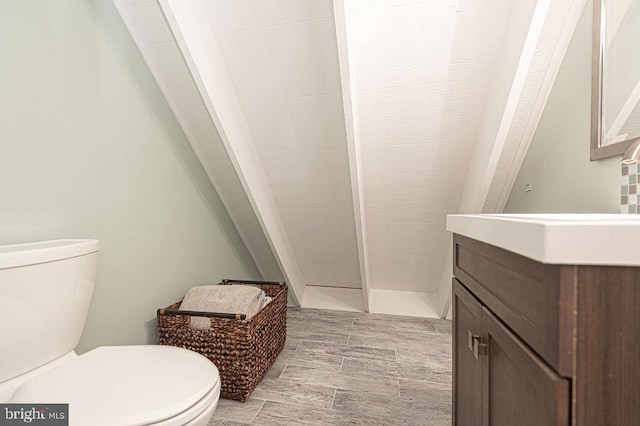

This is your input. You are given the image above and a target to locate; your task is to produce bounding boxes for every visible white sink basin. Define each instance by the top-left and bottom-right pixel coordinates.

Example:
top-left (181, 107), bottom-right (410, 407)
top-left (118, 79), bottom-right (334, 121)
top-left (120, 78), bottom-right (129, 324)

top-left (446, 214), bottom-right (640, 266)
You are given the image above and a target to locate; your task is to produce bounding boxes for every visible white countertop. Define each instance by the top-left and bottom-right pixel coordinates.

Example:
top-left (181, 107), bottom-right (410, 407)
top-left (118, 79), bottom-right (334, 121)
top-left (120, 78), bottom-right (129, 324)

top-left (446, 214), bottom-right (640, 266)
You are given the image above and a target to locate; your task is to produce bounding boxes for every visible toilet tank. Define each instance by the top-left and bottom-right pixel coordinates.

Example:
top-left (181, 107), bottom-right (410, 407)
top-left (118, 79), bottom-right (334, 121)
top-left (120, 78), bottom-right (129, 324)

top-left (0, 239), bottom-right (99, 383)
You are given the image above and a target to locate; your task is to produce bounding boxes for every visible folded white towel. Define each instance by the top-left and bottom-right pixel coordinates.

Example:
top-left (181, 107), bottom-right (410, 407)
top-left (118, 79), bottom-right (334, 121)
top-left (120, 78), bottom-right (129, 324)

top-left (179, 285), bottom-right (266, 329)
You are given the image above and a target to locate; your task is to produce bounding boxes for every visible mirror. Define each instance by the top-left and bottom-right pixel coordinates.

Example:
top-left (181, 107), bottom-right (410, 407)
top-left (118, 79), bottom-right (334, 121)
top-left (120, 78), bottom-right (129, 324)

top-left (591, 0), bottom-right (640, 160)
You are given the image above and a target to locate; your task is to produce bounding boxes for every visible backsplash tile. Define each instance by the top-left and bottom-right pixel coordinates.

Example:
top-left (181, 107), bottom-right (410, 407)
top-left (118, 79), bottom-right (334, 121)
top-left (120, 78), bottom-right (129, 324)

top-left (621, 163), bottom-right (640, 214)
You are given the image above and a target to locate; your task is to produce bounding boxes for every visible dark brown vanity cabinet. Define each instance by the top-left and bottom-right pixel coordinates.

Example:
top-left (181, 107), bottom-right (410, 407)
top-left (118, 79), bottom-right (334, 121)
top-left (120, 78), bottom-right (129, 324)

top-left (452, 234), bottom-right (640, 426)
top-left (454, 280), bottom-right (569, 426)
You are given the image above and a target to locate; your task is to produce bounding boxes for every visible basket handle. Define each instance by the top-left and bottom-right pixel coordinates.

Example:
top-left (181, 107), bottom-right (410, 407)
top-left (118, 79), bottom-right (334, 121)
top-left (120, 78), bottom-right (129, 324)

top-left (222, 279), bottom-right (285, 286)
top-left (158, 308), bottom-right (246, 320)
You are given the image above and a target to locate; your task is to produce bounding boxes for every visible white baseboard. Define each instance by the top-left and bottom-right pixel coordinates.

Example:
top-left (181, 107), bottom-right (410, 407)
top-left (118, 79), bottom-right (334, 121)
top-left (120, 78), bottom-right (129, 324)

top-left (301, 286), bottom-right (365, 312)
top-left (298, 286), bottom-right (442, 320)
top-left (369, 289), bottom-right (441, 319)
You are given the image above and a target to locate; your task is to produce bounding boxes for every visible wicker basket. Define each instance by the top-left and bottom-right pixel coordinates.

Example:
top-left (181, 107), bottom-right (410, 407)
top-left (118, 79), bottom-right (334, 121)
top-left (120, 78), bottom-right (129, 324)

top-left (157, 279), bottom-right (287, 401)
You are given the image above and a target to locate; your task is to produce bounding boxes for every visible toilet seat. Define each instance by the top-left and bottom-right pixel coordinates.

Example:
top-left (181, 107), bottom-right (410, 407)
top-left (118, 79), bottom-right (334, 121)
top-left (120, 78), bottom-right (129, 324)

top-left (10, 345), bottom-right (220, 426)
top-left (152, 384), bottom-right (220, 426)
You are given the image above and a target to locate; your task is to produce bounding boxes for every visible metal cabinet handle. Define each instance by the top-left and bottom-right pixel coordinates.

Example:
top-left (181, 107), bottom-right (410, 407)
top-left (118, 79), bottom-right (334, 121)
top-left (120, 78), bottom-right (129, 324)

top-left (468, 330), bottom-right (476, 352)
top-left (468, 330), bottom-right (487, 359)
top-left (472, 336), bottom-right (487, 359)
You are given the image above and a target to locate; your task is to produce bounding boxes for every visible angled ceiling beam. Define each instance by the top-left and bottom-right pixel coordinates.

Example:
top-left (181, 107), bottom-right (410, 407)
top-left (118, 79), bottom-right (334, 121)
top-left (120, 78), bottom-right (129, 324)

top-left (463, 0), bottom-right (554, 215)
top-left (332, 0), bottom-right (371, 312)
top-left (490, 0), bottom-right (588, 213)
top-left (112, 0), bottom-right (284, 283)
top-left (437, 0), bottom-right (587, 318)
top-left (158, 0), bottom-right (306, 304)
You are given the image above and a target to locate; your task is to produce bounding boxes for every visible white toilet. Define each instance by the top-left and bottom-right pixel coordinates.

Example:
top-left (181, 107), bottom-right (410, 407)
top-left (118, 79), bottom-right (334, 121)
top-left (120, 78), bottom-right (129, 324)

top-left (0, 239), bottom-right (221, 425)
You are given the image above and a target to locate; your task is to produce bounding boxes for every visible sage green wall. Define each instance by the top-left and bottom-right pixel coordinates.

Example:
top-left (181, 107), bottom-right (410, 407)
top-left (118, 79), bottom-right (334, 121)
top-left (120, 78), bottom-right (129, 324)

top-left (504, 2), bottom-right (621, 213)
top-left (0, 0), bottom-right (261, 353)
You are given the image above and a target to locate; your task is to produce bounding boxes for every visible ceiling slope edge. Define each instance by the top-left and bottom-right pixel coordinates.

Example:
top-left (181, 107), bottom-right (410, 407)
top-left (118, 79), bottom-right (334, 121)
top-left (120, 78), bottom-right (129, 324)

top-left (157, 0), bottom-right (307, 304)
top-left (110, 0), bottom-right (279, 282)
top-left (158, 0), bottom-right (310, 304)
top-left (436, 0), bottom-right (587, 318)
top-left (112, 0), bottom-right (305, 303)
top-left (487, 0), bottom-right (589, 213)
top-left (333, 0), bottom-right (371, 312)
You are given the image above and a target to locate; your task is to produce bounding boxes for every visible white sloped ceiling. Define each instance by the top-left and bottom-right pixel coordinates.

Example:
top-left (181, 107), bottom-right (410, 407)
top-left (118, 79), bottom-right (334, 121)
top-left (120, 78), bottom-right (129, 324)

top-left (354, 0), bottom-right (512, 295)
top-left (207, 0), bottom-right (362, 291)
top-left (114, 0), bottom-right (585, 316)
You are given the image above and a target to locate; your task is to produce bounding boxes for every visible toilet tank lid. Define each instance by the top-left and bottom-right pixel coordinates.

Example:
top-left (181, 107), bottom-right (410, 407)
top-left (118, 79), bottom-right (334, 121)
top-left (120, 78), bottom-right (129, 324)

top-left (0, 239), bottom-right (99, 270)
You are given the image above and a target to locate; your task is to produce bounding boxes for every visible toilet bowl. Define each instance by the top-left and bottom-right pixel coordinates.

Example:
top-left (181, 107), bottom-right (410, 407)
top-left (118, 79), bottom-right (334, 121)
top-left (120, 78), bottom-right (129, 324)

top-left (0, 239), bottom-right (220, 426)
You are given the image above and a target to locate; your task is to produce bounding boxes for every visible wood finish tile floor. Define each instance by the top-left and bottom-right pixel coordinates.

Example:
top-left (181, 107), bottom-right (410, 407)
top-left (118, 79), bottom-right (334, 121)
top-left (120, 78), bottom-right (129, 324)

top-left (209, 307), bottom-right (452, 425)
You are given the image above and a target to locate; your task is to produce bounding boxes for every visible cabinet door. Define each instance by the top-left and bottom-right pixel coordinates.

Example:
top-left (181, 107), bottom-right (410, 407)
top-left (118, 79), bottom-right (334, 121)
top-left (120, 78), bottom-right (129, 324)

top-left (453, 279), bottom-right (482, 426)
top-left (482, 308), bottom-right (570, 426)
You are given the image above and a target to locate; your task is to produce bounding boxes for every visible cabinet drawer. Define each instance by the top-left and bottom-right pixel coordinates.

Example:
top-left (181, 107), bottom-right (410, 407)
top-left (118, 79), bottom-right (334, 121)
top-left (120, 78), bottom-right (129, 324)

top-left (453, 234), bottom-right (574, 377)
